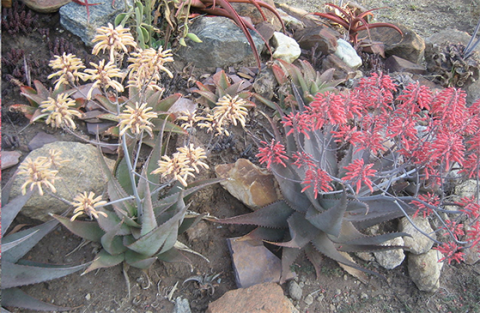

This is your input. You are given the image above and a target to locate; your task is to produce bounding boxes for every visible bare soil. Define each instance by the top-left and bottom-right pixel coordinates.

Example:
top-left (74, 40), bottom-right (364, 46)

top-left (2, 0), bottom-right (480, 313)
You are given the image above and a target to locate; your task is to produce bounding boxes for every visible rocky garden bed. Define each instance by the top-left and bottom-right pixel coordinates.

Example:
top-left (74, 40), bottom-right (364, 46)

top-left (2, 0), bottom-right (480, 312)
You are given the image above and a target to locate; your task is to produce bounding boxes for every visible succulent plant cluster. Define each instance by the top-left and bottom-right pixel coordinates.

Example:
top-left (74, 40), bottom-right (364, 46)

top-left (427, 43), bottom-right (480, 87)
top-left (216, 72), bottom-right (480, 280)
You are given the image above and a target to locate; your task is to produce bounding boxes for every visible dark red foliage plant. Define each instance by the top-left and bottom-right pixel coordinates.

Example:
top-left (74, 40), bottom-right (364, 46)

top-left (216, 72), bottom-right (480, 281)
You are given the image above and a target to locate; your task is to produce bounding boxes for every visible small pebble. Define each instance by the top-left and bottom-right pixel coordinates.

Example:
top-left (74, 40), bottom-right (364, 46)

top-left (317, 294), bottom-right (325, 302)
top-left (360, 293), bottom-right (369, 300)
top-left (288, 280), bottom-right (303, 301)
top-left (344, 274), bottom-right (348, 281)
top-left (85, 293), bottom-right (91, 301)
top-left (304, 294), bottom-right (314, 305)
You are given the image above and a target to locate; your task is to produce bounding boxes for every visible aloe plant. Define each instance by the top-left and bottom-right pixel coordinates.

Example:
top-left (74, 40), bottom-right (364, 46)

top-left (1, 173), bottom-right (88, 312)
top-left (50, 118), bottom-right (222, 276)
top-left (254, 59), bottom-right (344, 112)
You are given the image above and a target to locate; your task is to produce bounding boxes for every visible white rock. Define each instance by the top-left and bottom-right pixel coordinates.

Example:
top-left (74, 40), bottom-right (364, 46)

top-left (455, 179), bottom-right (478, 198)
top-left (399, 217), bottom-right (436, 255)
top-left (408, 250), bottom-right (444, 292)
top-left (373, 237), bottom-right (405, 269)
top-left (272, 32), bottom-right (301, 63)
top-left (334, 39), bottom-right (362, 69)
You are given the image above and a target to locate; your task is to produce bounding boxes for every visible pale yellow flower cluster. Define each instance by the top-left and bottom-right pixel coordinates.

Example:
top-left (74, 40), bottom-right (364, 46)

top-left (48, 53), bottom-right (86, 89)
top-left (118, 102), bottom-right (158, 137)
top-left (91, 23), bottom-right (137, 61)
top-left (40, 93), bottom-right (83, 129)
top-left (70, 191), bottom-right (108, 221)
top-left (18, 150), bottom-right (68, 196)
top-left (151, 145), bottom-right (209, 186)
top-left (83, 59), bottom-right (125, 99)
top-left (127, 47), bottom-right (174, 91)
top-left (180, 95), bottom-right (249, 136)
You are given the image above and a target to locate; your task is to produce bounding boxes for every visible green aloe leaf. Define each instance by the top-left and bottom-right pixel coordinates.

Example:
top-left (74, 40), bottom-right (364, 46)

top-left (94, 94), bottom-right (118, 113)
top-left (3, 219), bottom-right (58, 263)
top-left (157, 248), bottom-right (191, 264)
top-left (2, 288), bottom-right (75, 311)
top-left (2, 190), bottom-right (34, 235)
top-left (154, 93), bottom-right (182, 112)
top-left (237, 226), bottom-right (286, 242)
top-left (306, 190), bottom-right (347, 237)
top-left (215, 201), bottom-right (294, 229)
top-left (280, 246), bottom-right (303, 283)
top-left (52, 214), bottom-right (105, 242)
top-left (2, 261), bottom-right (87, 288)
top-left (124, 250), bottom-right (157, 269)
top-left (101, 220), bottom-right (128, 256)
top-left (305, 243), bottom-right (323, 279)
top-left (311, 232), bottom-right (383, 279)
top-left (127, 192), bottom-right (186, 256)
top-left (266, 212), bottom-right (319, 248)
top-left (83, 249), bottom-right (125, 275)
top-left (96, 208), bottom-right (131, 235)
top-left (97, 146), bottom-right (136, 216)
top-left (271, 164), bottom-right (311, 213)
top-left (139, 169), bottom-right (158, 236)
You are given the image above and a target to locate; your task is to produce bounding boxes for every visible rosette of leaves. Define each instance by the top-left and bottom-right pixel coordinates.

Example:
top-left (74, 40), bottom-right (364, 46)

top-left (215, 83), bottom-right (414, 282)
top-left (254, 59), bottom-right (344, 112)
top-left (8, 79), bottom-right (80, 123)
top-left (51, 130), bottom-right (221, 275)
top-left (194, 70), bottom-right (255, 108)
top-left (1, 174), bottom-right (88, 312)
top-left (88, 86), bottom-right (186, 140)
top-left (427, 17), bottom-right (480, 88)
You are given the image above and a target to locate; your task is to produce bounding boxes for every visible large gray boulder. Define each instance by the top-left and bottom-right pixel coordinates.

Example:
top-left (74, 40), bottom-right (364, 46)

top-left (10, 141), bottom-right (115, 222)
top-left (177, 17), bottom-right (265, 68)
top-left (60, 0), bottom-right (129, 46)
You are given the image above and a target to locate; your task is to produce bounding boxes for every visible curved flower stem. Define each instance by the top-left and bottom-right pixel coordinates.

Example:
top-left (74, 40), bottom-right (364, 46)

top-left (121, 133), bottom-right (143, 217)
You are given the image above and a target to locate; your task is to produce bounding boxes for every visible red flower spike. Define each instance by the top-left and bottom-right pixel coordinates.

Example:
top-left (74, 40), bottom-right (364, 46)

top-left (430, 131), bottom-right (465, 171)
top-left (411, 193), bottom-right (439, 219)
top-left (256, 139), bottom-right (289, 169)
top-left (342, 159), bottom-right (377, 193)
top-left (434, 242), bottom-right (465, 264)
top-left (301, 167), bottom-right (333, 198)
top-left (457, 196), bottom-right (480, 219)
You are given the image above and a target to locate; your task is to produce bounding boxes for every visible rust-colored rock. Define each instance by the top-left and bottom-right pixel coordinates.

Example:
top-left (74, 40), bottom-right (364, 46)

top-left (206, 282), bottom-right (298, 313)
top-left (322, 54), bottom-right (356, 80)
top-left (294, 25), bottom-right (339, 56)
top-left (228, 238), bottom-right (295, 288)
top-left (215, 158), bottom-right (281, 210)
top-left (385, 55), bottom-right (426, 74)
top-left (359, 24), bottom-right (425, 64)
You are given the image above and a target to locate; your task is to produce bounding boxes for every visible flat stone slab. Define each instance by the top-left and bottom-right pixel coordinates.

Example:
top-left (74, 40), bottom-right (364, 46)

top-left (60, 0), bottom-right (130, 46)
top-left (227, 237), bottom-right (295, 288)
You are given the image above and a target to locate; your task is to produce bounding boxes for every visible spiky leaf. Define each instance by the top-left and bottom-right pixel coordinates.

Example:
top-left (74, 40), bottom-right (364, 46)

top-left (52, 214), bottom-right (105, 242)
top-left (2, 261), bottom-right (87, 288)
top-left (124, 249), bottom-right (157, 269)
top-left (83, 249), bottom-right (125, 274)
top-left (127, 192), bottom-right (186, 256)
top-left (2, 288), bottom-right (75, 311)
top-left (306, 191), bottom-right (347, 237)
top-left (215, 201), bottom-right (294, 229)
top-left (2, 190), bottom-right (34, 235)
top-left (3, 220), bottom-right (58, 263)
top-left (101, 220), bottom-right (128, 256)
